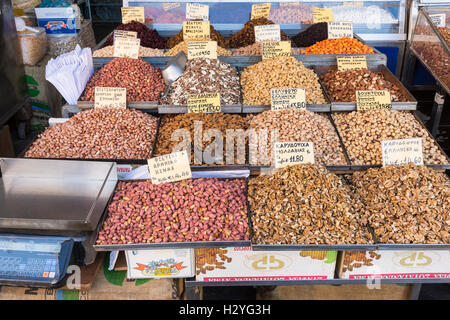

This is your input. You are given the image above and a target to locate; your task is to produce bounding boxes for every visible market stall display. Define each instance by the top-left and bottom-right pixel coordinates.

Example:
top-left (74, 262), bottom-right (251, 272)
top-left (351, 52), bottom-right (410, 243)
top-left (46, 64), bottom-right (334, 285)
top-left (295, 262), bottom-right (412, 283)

top-left (249, 164), bottom-right (373, 246)
top-left (25, 108), bottom-right (159, 160)
top-left (79, 58), bottom-right (166, 103)
top-left (95, 177), bottom-right (250, 247)
top-left (352, 164), bottom-right (450, 244)
top-left (247, 109), bottom-right (347, 166)
top-left (162, 58), bottom-right (240, 105)
top-left (332, 109), bottom-right (449, 166)
top-left (240, 56), bottom-right (327, 105)
top-left (154, 113), bottom-right (249, 165)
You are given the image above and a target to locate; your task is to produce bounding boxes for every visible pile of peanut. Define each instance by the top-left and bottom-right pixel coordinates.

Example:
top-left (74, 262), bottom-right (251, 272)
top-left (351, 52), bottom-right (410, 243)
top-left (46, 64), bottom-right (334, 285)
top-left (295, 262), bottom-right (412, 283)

top-left (96, 178), bottom-right (250, 245)
top-left (241, 56), bottom-right (327, 105)
top-left (93, 45), bottom-right (164, 57)
top-left (25, 108), bottom-right (158, 159)
top-left (333, 109), bottom-right (449, 165)
top-left (162, 58), bottom-right (241, 105)
top-left (352, 164), bottom-right (450, 244)
top-left (80, 58), bottom-right (166, 102)
top-left (164, 40), bottom-right (231, 56)
top-left (155, 113), bottom-right (249, 165)
top-left (248, 109), bottom-right (347, 166)
top-left (320, 68), bottom-right (409, 102)
top-left (249, 164), bottom-right (373, 245)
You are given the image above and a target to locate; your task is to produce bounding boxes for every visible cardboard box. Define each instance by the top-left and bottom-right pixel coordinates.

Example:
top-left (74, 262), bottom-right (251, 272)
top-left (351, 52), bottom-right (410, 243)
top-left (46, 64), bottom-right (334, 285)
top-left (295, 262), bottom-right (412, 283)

top-left (125, 249), bottom-right (195, 279)
top-left (195, 247), bottom-right (337, 281)
top-left (338, 250), bottom-right (450, 279)
top-left (35, 7), bottom-right (76, 34)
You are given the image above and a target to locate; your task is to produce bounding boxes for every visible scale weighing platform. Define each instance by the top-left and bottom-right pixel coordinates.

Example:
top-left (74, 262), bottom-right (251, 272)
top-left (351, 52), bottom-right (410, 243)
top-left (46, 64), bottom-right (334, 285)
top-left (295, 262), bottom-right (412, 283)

top-left (0, 158), bottom-right (117, 287)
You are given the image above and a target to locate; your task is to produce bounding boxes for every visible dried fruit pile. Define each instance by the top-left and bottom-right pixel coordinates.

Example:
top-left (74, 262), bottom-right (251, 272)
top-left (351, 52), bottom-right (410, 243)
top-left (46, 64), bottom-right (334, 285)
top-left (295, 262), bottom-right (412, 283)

top-left (248, 109), bottom-right (347, 166)
top-left (155, 113), bottom-right (249, 165)
top-left (303, 37), bottom-right (374, 54)
top-left (333, 110), bottom-right (449, 165)
top-left (352, 164), bottom-right (450, 244)
top-left (96, 178), bottom-right (250, 245)
top-left (25, 108), bottom-right (158, 159)
top-left (249, 164), bottom-right (373, 245)
top-left (240, 56), bottom-right (327, 105)
top-left (80, 58), bottom-right (165, 102)
top-left (320, 68), bottom-right (409, 102)
top-left (162, 58), bottom-right (241, 105)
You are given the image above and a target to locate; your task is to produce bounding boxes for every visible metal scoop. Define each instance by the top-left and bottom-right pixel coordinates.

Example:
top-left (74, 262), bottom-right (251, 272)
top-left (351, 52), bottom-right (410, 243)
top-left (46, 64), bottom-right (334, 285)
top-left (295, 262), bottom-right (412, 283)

top-left (161, 51), bottom-right (187, 101)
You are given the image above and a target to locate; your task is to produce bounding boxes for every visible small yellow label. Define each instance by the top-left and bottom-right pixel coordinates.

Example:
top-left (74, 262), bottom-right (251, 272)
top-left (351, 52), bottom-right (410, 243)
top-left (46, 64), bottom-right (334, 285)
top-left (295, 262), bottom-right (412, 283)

top-left (343, 1), bottom-right (364, 6)
top-left (183, 21), bottom-right (210, 40)
top-left (313, 8), bottom-right (334, 23)
top-left (280, 2), bottom-right (300, 7)
top-left (121, 7), bottom-right (145, 24)
top-left (113, 37), bottom-right (140, 59)
top-left (251, 3), bottom-right (271, 20)
top-left (271, 88), bottom-right (306, 110)
top-left (162, 3), bottom-right (180, 11)
top-left (262, 41), bottom-right (291, 59)
top-left (188, 93), bottom-right (221, 113)
top-left (382, 138), bottom-right (424, 166)
top-left (337, 56), bottom-right (367, 71)
top-left (274, 141), bottom-right (315, 168)
top-left (113, 30), bottom-right (137, 40)
top-left (94, 87), bottom-right (127, 109)
top-left (148, 150), bottom-right (192, 184)
top-left (327, 21), bottom-right (353, 39)
top-left (356, 90), bottom-right (392, 110)
top-left (188, 41), bottom-right (217, 60)
top-left (186, 3), bottom-right (209, 21)
top-left (254, 24), bottom-right (281, 42)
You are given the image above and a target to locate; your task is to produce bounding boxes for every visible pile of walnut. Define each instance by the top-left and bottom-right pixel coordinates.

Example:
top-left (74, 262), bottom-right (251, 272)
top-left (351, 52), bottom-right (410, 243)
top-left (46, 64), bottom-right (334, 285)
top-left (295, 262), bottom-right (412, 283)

top-left (352, 164), bottom-right (450, 244)
top-left (333, 109), bottom-right (449, 165)
top-left (249, 164), bottom-right (373, 245)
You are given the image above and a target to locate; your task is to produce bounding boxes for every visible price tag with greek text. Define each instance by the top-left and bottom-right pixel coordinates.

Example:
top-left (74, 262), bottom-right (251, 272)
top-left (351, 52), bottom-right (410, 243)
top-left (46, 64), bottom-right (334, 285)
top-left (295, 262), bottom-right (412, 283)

top-left (188, 93), bottom-right (221, 113)
top-left (337, 56), bottom-right (367, 71)
top-left (280, 2), bottom-right (300, 7)
top-left (162, 3), bottom-right (180, 11)
top-left (114, 30), bottom-right (137, 42)
top-left (113, 37), bottom-right (140, 59)
top-left (274, 142), bottom-right (315, 168)
top-left (121, 7), bottom-right (145, 24)
top-left (254, 24), bottom-right (281, 42)
top-left (356, 90), bottom-right (392, 110)
top-left (183, 21), bottom-right (210, 40)
top-left (430, 14), bottom-right (446, 27)
top-left (186, 3), bottom-right (209, 21)
top-left (313, 8), bottom-right (333, 23)
top-left (271, 88), bottom-right (306, 110)
top-left (343, 1), bottom-right (364, 6)
top-left (328, 21), bottom-right (353, 39)
top-left (382, 138), bottom-right (424, 166)
top-left (187, 41), bottom-right (217, 60)
top-left (251, 3), bottom-right (271, 20)
top-left (262, 41), bottom-right (291, 59)
top-left (94, 87), bottom-right (127, 109)
top-left (148, 150), bottom-right (192, 184)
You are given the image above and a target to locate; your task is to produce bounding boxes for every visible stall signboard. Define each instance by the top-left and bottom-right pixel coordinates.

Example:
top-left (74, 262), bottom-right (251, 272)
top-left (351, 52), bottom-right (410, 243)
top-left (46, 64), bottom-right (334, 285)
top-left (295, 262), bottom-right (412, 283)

top-left (429, 14), bottom-right (446, 27)
top-left (328, 21), bottom-right (353, 39)
top-left (254, 24), bottom-right (281, 42)
top-left (313, 8), bottom-right (333, 23)
top-left (356, 90), bottom-right (392, 110)
top-left (183, 21), bottom-right (210, 40)
top-left (262, 41), bottom-right (291, 59)
top-left (337, 56), bottom-right (367, 71)
top-left (113, 30), bottom-right (137, 41)
top-left (162, 3), bottom-right (180, 11)
top-left (121, 7), bottom-right (145, 24)
top-left (188, 93), bottom-right (221, 113)
top-left (270, 88), bottom-right (306, 110)
top-left (187, 41), bottom-right (217, 60)
top-left (113, 37), bottom-right (140, 59)
top-left (251, 3), bottom-right (271, 20)
top-left (186, 3), bottom-right (209, 21)
top-left (94, 87), bottom-right (127, 109)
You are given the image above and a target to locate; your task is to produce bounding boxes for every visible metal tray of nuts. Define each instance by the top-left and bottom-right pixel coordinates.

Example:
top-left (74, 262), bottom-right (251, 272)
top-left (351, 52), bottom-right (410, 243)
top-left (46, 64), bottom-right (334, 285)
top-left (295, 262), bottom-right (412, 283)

top-left (20, 117), bottom-right (162, 165)
top-left (330, 111), bottom-right (450, 171)
top-left (93, 174), bottom-right (253, 251)
top-left (314, 64), bottom-right (418, 111)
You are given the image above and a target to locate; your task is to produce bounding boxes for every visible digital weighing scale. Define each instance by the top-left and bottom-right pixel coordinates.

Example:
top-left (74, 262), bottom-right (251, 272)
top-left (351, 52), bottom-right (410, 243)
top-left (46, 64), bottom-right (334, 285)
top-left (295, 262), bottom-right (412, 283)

top-left (0, 158), bottom-right (117, 287)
